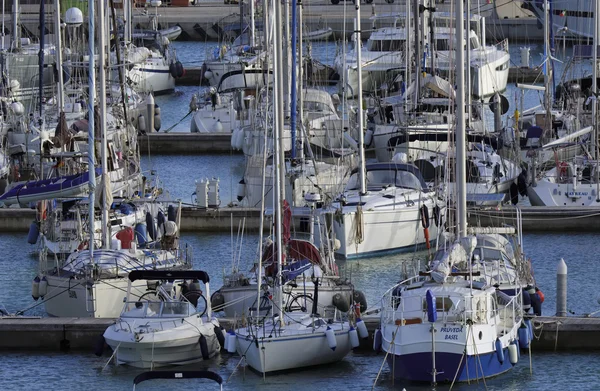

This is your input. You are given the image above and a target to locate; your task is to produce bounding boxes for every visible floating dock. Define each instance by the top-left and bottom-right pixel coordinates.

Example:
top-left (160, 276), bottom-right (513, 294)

top-left (3, 206), bottom-right (600, 233)
top-left (1, 314), bottom-right (597, 352)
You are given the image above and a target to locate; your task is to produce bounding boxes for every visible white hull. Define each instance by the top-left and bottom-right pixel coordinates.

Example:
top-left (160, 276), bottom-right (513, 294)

top-left (333, 202), bottom-right (440, 259)
top-left (128, 64), bottom-right (175, 95)
top-left (235, 324), bottom-right (352, 373)
top-left (42, 275), bottom-right (149, 318)
top-left (528, 180), bottom-right (600, 207)
top-left (104, 320), bottom-right (220, 368)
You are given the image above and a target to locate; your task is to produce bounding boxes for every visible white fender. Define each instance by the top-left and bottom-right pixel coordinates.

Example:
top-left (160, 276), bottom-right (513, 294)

top-left (356, 318), bottom-right (368, 339)
top-left (325, 326), bottom-right (337, 351)
top-left (349, 327), bottom-right (359, 349)
top-left (38, 276), bottom-right (48, 297)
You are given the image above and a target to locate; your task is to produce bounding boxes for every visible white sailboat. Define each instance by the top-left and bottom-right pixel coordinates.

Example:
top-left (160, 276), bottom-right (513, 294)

top-left (36, 0), bottom-right (190, 318)
top-left (377, 2), bottom-right (535, 383)
top-left (527, 1), bottom-right (600, 206)
top-left (330, 7), bottom-right (446, 260)
top-left (232, 2), bottom-right (355, 373)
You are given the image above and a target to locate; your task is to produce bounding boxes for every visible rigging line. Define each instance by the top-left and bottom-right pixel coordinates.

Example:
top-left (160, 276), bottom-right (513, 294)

top-left (372, 322), bottom-right (401, 390)
top-left (449, 322), bottom-right (471, 390)
top-left (163, 109), bottom-right (193, 133)
top-left (15, 279), bottom-right (86, 315)
top-left (470, 310), bottom-right (489, 390)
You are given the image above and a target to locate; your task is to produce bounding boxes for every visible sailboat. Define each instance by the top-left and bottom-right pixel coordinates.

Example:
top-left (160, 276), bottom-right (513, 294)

top-left (377, 1), bottom-right (537, 383)
top-left (329, 5), bottom-right (446, 259)
top-left (526, 0), bottom-right (600, 206)
top-left (36, 0), bottom-right (190, 318)
top-left (232, 1), bottom-right (355, 373)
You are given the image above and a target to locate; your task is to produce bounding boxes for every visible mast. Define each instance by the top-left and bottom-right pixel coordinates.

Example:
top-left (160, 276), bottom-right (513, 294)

top-left (54, 0), bottom-right (64, 111)
top-left (99, 0), bottom-right (109, 248)
top-left (298, 0), bottom-right (304, 158)
top-left (38, 0), bottom-right (45, 119)
top-left (274, 0), bottom-right (285, 320)
top-left (455, 0), bottom-right (467, 239)
top-left (465, 0), bottom-right (472, 122)
top-left (543, 0), bottom-right (552, 142)
top-left (87, 0), bottom-right (97, 258)
top-left (290, 0), bottom-right (298, 159)
top-left (249, 0), bottom-right (255, 47)
top-left (355, 2), bottom-right (366, 195)
top-left (412, 0), bottom-right (420, 110)
top-left (594, 0), bottom-right (600, 200)
top-left (12, 0), bottom-right (20, 50)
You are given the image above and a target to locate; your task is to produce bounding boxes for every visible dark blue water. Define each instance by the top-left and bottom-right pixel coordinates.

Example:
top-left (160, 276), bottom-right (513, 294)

top-left (1, 41), bottom-right (596, 390)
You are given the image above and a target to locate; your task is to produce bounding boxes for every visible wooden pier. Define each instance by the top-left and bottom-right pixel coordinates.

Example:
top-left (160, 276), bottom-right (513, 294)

top-left (1, 314), bottom-right (598, 352)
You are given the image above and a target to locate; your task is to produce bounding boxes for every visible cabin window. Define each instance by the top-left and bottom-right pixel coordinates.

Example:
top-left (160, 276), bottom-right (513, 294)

top-left (423, 296), bottom-right (454, 312)
top-left (496, 62), bottom-right (508, 71)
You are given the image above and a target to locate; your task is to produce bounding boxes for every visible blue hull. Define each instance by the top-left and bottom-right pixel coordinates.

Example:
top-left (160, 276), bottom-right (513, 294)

top-left (386, 349), bottom-right (514, 383)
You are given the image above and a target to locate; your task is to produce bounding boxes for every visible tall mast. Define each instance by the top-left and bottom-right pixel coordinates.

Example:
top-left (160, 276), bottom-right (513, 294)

top-left (38, 0), bottom-right (45, 119)
top-left (99, 0), bottom-right (109, 248)
top-left (274, 0), bottom-right (285, 320)
top-left (594, 0), bottom-right (600, 200)
top-left (543, 0), bottom-right (552, 141)
top-left (455, 0), bottom-right (467, 239)
top-left (54, 0), bottom-right (64, 111)
top-left (12, 0), bottom-right (20, 50)
top-left (356, 2), bottom-right (366, 195)
top-left (290, 0), bottom-right (298, 159)
top-left (87, 0), bottom-right (97, 259)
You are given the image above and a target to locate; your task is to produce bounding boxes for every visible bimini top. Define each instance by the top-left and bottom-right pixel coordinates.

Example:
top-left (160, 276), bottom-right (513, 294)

top-left (128, 270), bottom-right (210, 284)
top-left (133, 370), bottom-right (222, 390)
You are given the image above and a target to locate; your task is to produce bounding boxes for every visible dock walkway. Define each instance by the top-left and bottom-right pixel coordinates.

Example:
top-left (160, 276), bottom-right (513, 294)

top-left (2, 206), bottom-right (600, 233)
top-left (1, 315), bottom-right (597, 352)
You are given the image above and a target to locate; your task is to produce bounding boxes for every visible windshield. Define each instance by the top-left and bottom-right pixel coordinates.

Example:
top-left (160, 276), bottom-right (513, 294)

top-left (346, 168), bottom-right (423, 191)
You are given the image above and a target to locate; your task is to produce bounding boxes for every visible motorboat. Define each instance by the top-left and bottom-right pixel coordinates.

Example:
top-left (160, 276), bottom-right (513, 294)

top-left (104, 270), bottom-right (222, 368)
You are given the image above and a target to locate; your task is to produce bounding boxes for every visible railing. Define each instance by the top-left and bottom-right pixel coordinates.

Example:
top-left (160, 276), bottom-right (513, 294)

top-left (381, 284), bottom-right (523, 329)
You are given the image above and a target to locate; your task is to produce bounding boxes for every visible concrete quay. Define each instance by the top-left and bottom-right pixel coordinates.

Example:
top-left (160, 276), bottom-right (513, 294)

top-left (138, 132), bottom-right (234, 154)
top-left (4, 206), bottom-right (600, 233)
top-left (1, 314), bottom-right (597, 352)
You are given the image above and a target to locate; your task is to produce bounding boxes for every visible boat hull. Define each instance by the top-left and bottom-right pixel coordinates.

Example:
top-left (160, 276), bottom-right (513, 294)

top-left (104, 321), bottom-right (220, 368)
top-left (42, 275), bottom-right (146, 318)
top-left (235, 327), bottom-right (352, 373)
top-left (385, 349), bottom-right (514, 383)
top-left (128, 64), bottom-right (175, 95)
top-left (332, 205), bottom-right (440, 259)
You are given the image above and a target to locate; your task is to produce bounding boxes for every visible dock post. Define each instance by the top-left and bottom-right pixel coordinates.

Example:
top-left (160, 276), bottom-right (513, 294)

top-left (556, 258), bottom-right (568, 317)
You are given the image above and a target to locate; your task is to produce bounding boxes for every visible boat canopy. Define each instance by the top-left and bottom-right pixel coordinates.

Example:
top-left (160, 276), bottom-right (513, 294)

top-left (133, 370), bottom-right (223, 390)
top-left (128, 270), bottom-right (210, 283)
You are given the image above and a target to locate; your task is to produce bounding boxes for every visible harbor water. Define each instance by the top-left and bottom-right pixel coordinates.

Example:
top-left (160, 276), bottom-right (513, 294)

top-left (1, 41), bottom-right (598, 389)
